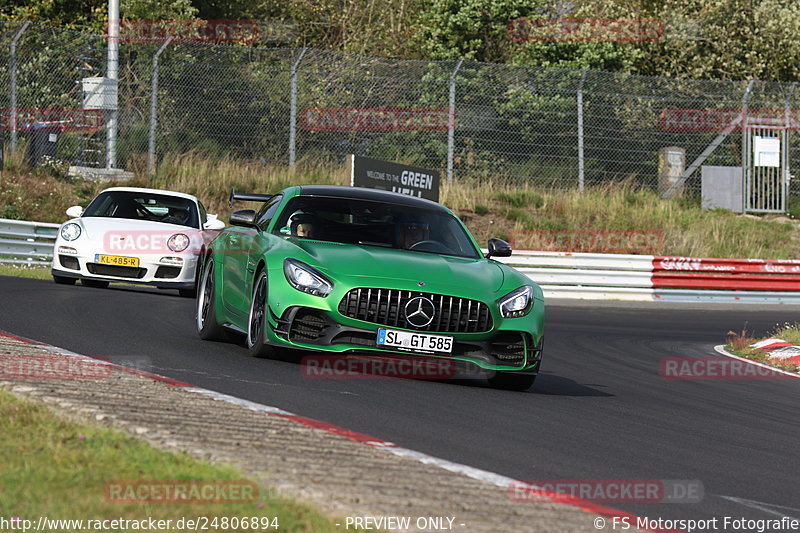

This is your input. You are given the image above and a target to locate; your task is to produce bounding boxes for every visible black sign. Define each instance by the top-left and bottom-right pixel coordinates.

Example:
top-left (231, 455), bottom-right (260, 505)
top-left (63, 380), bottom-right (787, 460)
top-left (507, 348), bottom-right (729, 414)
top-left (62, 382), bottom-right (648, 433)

top-left (350, 155), bottom-right (440, 202)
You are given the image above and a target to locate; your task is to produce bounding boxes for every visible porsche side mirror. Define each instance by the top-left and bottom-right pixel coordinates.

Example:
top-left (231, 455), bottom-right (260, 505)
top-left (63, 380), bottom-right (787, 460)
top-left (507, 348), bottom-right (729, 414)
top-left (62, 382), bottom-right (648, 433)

top-left (486, 238), bottom-right (512, 258)
top-left (204, 214), bottom-right (226, 230)
top-left (65, 205), bottom-right (83, 218)
top-left (229, 209), bottom-right (258, 229)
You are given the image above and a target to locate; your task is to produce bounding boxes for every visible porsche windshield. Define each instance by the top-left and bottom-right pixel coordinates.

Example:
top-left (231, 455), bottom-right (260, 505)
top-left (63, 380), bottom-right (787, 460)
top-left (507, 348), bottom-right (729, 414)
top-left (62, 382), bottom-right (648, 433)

top-left (83, 191), bottom-right (199, 228)
top-left (273, 196), bottom-right (480, 259)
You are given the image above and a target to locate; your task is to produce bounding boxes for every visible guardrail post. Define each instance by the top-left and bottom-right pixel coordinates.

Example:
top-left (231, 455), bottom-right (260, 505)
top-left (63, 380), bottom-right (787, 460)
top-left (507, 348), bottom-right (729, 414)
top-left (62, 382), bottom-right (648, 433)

top-left (288, 48), bottom-right (307, 167)
top-left (447, 59), bottom-right (464, 185)
top-left (9, 22), bottom-right (31, 155)
top-left (147, 37), bottom-right (173, 178)
top-left (577, 69), bottom-right (587, 192)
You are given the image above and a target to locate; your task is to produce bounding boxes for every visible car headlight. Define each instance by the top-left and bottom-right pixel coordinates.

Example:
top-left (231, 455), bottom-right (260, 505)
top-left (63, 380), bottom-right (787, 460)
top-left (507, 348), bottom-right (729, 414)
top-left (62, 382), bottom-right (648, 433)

top-left (60, 223), bottom-right (81, 241)
top-left (284, 259), bottom-right (333, 297)
top-left (167, 233), bottom-right (190, 252)
top-left (499, 286), bottom-right (533, 318)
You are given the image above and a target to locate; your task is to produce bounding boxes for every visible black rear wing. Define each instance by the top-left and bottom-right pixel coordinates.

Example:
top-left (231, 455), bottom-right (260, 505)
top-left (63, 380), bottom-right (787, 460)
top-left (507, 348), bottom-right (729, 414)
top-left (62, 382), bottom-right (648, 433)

top-left (229, 188), bottom-right (273, 208)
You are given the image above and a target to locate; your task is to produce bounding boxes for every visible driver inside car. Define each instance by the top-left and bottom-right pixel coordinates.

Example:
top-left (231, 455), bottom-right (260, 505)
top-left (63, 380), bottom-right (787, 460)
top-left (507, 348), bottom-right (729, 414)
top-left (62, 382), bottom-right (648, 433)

top-left (399, 222), bottom-right (429, 249)
top-left (290, 213), bottom-right (318, 239)
top-left (163, 206), bottom-right (189, 226)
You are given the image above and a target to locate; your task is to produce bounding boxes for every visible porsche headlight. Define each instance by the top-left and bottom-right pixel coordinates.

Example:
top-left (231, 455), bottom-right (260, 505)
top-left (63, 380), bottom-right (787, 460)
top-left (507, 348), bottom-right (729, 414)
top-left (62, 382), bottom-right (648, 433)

top-left (167, 233), bottom-right (190, 252)
top-left (499, 286), bottom-right (533, 318)
top-left (60, 223), bottom-right (81, 241)
top-left (284, 259), bottom-right (332, 297)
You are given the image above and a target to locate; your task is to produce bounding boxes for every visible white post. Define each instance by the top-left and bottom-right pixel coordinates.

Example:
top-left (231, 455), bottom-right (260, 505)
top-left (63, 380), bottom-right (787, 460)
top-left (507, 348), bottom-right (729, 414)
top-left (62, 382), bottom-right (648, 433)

top-left (106, 0), bottom-right (120, 169)
top-left (288, 48), bottom-right (307, 167)
top-left (577, 69), bottom-right (587, 191)
top-left (447, 59), bottom-right (464, 184)
top-left (9, 22), bottom-right (31, 155)
top-left (147, 37), bottom-right (172, 177)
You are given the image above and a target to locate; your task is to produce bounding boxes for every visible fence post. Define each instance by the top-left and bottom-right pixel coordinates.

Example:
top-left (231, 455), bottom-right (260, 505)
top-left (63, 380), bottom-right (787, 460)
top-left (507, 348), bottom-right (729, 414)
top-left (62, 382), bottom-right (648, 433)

top-left (662, 80), bottom-right (754, 199)
top-left (9, 22), bottom-right (31, 155)
top-left (147, 37), bottom-right (173, 177)
top-left (577, 69), bottom-right (587, 191)
top-left (783, 82), bottom-right (796, 214)
top-left (289, 48), bottom-right (307, 167)
top-left (106, 0), bottom-right (120, 169)
top-left (447, 59), bottom-right (464, 184)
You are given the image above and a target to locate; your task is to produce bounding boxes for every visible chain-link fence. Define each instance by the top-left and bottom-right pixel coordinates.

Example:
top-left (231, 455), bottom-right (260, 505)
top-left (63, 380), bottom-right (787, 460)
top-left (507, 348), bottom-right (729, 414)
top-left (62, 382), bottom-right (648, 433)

top-left (2, 21), bottom-right (800, 195)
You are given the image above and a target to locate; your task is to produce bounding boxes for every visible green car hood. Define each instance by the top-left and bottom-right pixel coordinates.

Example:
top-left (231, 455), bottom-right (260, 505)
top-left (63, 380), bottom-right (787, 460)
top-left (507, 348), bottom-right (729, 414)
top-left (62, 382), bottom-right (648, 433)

top-left (288, 240), bottom-right (507, 294)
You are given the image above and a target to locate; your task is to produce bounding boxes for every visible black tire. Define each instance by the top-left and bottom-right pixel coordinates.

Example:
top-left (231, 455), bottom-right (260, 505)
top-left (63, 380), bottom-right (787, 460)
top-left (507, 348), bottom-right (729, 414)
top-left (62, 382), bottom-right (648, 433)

top-left (53, 275), bottom-right (76, 285)
top-left (178, 288), bottom-right (196, 298)
top-left (487, 372), bottom-right (536, 391)
top-left (196, 257), bottom-right (228, 341)
top-left (246, 269), bottom-right (275, 358)
top-left (81, 279), bottom-right (109, 289)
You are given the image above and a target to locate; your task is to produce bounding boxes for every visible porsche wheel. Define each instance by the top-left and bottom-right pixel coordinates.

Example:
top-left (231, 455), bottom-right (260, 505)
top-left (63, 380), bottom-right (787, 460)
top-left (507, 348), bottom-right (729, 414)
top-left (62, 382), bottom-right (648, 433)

top-left (196, 257), bottom-right (227, 341)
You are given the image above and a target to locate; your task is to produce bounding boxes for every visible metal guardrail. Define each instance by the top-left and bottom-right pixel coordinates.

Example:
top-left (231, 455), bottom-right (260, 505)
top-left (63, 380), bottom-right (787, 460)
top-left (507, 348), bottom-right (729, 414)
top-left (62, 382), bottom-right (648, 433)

top-left (0, 218), bottom-right (59, 266)
top-left (493, 250), bottom-right (800, 303)
top-left (2, 226), bottom-right (799, 304)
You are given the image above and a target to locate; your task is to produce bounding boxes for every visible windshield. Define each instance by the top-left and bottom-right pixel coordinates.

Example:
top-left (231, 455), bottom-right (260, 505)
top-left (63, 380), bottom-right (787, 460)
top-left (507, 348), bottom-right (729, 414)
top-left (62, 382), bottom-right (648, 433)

top-left (84, 191), bottom-right (199, 228)
top-left (273, 196), bottom-right (480, 259)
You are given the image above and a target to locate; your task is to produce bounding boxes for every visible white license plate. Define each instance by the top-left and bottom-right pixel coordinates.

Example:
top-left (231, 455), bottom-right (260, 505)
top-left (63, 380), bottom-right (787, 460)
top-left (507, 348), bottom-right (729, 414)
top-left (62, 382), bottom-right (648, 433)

top-left (377, 328), bottom-right (453, 354)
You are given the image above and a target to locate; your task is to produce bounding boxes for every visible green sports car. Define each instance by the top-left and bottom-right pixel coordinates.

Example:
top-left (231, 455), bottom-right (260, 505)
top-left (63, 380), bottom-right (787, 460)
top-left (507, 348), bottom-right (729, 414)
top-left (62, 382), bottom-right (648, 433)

top-left (196, 185), bottom-right (544, 391)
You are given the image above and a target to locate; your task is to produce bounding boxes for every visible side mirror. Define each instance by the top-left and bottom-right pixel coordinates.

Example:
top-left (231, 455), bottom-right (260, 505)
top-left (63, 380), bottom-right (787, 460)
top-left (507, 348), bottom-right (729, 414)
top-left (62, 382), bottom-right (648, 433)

top-left (66, 205), bottom-right (83, 218)
top-left (486, 238), bottom-right (512, 258)
top-left (229, 209), bottom-right (258, 229)
top-left (203, 214), bottom-right (226, 231)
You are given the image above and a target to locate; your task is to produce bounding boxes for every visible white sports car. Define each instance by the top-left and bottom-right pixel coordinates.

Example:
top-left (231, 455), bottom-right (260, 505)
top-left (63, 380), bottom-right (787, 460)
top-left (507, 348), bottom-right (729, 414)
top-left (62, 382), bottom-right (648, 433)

top-left (51, 187), bottom-right (225, 297)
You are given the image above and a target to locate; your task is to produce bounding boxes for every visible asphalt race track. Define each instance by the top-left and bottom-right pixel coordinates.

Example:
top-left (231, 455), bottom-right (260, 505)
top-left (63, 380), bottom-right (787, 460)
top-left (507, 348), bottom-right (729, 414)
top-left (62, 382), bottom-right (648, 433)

top-left (2, 275), bottom-right (799, 527)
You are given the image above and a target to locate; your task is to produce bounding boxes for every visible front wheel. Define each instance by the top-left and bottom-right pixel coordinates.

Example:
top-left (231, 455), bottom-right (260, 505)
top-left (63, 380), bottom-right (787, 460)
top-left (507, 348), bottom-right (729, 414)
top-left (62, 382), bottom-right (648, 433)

top-left (247, 270), bottom-right (275, 358)
top-left (196, 257), bottom-right (228, 341)
top-left (53, 275), bottom-right (76, 285)
top-left (487, 372), bottom-right (536, 391)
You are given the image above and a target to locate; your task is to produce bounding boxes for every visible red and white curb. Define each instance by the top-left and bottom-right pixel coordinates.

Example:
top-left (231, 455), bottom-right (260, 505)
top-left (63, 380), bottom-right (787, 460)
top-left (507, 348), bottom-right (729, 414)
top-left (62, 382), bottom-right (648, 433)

top-left (0, 330), bottom-right (682, 532)
top-left (748, 338), bottom-right (800, 367)
top-left (713, 344), bottom-right (800, 379)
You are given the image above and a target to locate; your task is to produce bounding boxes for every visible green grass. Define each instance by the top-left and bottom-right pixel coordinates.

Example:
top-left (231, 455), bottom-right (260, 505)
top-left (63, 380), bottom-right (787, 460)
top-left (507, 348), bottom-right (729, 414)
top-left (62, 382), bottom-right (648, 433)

top-left (0, 389), bottom-right (348, 531)
top-left (725, 324), bottom-right (800, 373)
top-left (0, 265), bottom-right (50, 280)
top-left (494, 191), bottom-right (544, 209)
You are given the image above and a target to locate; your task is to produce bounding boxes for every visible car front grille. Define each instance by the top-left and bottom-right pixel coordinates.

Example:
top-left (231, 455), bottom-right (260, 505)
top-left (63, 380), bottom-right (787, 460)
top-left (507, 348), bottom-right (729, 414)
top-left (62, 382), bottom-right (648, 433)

top-left (289, 309), bottom-right (329, 342)
top-left (338, 288), bottom-right (493, 333)
top-left (59, 255), bottom-right (79, 270)
top-left (86, 263), bottom-right (146, 279)
top-left (155, 266), bottom-right (181, 279)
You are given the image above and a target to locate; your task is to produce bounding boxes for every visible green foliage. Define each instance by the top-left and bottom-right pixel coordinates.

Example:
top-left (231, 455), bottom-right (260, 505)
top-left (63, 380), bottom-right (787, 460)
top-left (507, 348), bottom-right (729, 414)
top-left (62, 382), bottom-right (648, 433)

top-left (6, 0), bottom-right (800, 82)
